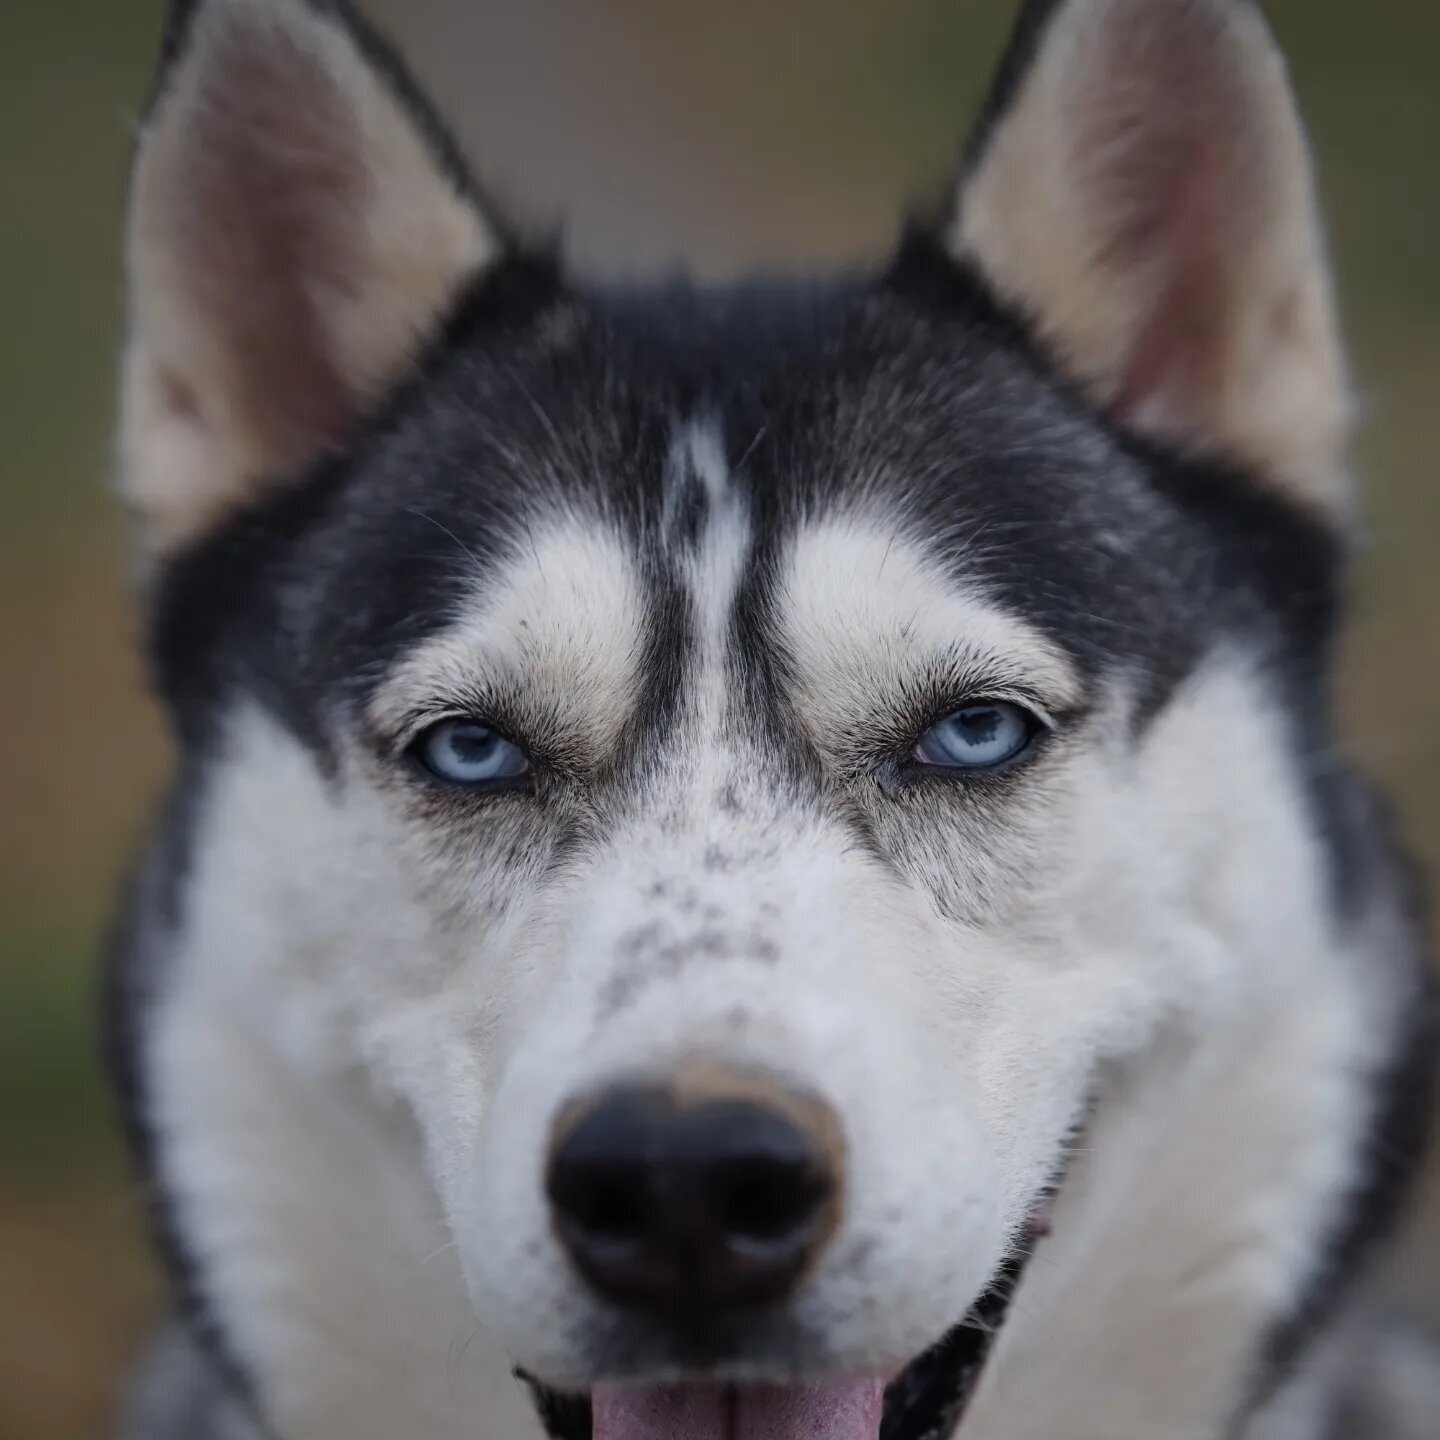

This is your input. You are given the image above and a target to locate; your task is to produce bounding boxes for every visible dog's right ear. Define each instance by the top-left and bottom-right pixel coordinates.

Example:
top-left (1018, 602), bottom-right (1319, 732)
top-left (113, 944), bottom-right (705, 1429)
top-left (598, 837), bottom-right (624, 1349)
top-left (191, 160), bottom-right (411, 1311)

top-left (120, 0), bottom-right (504, 556)
top-left (947, 0), bottom-right (1351, 518)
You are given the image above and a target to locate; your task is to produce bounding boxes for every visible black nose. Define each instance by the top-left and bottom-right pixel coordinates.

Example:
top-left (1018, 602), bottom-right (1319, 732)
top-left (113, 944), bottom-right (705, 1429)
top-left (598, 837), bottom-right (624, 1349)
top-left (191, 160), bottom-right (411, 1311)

top-left (546, 1079), bottom-right (843, 1314)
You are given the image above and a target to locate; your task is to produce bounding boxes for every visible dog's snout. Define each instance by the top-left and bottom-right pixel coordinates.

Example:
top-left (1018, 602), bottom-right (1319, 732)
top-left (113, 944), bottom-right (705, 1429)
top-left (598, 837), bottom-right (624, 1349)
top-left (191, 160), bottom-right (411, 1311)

top-left (545, 1076), bottom-right (843, 1314)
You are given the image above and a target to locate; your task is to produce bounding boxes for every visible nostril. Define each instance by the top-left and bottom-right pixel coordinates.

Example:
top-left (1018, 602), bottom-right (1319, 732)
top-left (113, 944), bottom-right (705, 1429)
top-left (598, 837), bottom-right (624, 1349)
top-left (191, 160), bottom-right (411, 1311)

top-left (546, 1090), bottom-right (669, 1257)
top-left (717, 1155), bottom-right (830, 1245)
top-left (556, 1162), bottom-right (654, 1244)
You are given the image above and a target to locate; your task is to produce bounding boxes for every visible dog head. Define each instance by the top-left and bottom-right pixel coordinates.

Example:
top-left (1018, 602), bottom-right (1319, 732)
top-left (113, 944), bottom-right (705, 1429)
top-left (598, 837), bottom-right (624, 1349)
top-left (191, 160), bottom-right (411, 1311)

top-left (120, 2), bottom-right (1353, 1436)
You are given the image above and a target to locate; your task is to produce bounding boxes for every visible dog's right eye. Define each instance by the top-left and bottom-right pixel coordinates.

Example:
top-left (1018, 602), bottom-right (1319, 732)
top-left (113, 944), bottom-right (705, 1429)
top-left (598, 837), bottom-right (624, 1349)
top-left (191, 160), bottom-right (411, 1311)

top-left (913, 700), bottom-right (1039, 771)
top-left (413, 720), bottom-right (532, 788)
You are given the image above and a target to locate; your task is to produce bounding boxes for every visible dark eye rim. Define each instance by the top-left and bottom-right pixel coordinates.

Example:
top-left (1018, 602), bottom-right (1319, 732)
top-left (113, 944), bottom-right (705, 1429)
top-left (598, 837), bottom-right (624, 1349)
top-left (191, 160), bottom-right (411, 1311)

top-left (899, 697), bottom-right (1050, 783)
top-left (406, 716), bottom-right (537, 795)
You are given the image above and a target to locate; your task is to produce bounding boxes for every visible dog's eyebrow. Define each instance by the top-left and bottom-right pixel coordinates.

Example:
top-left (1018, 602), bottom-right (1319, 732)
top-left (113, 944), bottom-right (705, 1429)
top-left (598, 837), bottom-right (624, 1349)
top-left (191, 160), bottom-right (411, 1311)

top-left (366, 649), bottom-right (516, 749)
top-left (778, 520), bottom-right (1085, 727)
top-left (365, 525), bottom-right (648, 754)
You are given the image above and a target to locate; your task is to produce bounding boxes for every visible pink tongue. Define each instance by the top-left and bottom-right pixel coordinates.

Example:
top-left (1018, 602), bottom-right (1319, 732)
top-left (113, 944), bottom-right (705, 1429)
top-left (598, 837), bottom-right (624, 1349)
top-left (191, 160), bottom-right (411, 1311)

top-left (593, 1378), bottom-right (886, 1440)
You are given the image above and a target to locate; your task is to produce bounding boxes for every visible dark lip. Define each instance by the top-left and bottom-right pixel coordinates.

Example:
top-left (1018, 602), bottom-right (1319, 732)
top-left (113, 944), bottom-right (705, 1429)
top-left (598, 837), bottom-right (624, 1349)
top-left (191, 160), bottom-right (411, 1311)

top-left (516, 1238), bottom-right (1038, 1440)
top-left (879, 1247), bottom-right (1030, 1440)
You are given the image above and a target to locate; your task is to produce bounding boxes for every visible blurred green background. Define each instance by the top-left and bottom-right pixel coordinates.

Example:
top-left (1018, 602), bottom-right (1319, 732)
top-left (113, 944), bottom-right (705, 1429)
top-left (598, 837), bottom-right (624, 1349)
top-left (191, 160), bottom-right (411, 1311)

top-left (1, 3), bottom-right (1436, 1437)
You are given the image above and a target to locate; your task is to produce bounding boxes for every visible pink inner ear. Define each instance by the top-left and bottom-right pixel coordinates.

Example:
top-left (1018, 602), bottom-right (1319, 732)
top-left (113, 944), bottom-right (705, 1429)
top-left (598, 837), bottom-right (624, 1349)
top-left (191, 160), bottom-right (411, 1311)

top-left (1078, 7), bottom-right (1263, 435)
top-left (171, 19), bottom-right (365, 472)
top-left (1107, 151), bottom-right (1233, 436)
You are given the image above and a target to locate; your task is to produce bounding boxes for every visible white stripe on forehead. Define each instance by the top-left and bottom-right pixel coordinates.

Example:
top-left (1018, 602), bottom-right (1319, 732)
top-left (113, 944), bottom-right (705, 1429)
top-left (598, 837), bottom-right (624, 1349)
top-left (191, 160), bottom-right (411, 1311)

top-left (672, 420), bottom-right (750, 738)
top-left (780, 517), bottom-right (1082, 741)
top-left (369, 525), bottom-right (643, 751)
top-left (679, 421), bottom-right (747, 645)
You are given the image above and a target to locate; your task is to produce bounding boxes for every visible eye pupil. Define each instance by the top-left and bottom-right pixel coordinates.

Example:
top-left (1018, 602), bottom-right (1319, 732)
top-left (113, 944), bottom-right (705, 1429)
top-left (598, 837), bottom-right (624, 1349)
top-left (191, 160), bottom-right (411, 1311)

top-left (914, 701), bottom-right (1036, 771)
top-left (416, 720), bottom-right (530, 786)
top-left (956, 709), bottom-right (1000, 743)
top-left (449, 728), bottom-right (497, 763)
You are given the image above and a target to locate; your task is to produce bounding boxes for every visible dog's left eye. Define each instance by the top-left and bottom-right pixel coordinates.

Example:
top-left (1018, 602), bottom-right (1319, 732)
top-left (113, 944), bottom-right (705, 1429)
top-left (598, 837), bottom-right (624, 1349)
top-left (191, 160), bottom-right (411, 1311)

top-left (914, 701), bottom-right (1038, 770)
top-left (414, 720), bottom-right (531, 786)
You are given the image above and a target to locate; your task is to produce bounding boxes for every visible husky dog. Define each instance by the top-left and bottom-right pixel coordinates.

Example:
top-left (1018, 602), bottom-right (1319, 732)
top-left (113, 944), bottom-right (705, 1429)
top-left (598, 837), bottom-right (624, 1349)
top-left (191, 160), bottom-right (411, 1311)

top-left (107, 1), bottom-right (1436, 1437)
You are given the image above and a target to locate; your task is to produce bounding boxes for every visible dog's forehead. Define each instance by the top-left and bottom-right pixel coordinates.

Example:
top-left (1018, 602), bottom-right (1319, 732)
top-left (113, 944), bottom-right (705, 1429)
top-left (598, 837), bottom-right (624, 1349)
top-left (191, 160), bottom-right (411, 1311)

top-left (314, 272), bottom-right (1197, 721)
top-left (365, 450), bottom-right (1094, 782)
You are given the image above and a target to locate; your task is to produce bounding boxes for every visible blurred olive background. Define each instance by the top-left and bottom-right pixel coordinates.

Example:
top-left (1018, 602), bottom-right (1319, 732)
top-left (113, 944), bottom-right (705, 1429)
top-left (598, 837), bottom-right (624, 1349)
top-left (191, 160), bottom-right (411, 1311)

top-left (2, 3), bottom-right (1437, 1437)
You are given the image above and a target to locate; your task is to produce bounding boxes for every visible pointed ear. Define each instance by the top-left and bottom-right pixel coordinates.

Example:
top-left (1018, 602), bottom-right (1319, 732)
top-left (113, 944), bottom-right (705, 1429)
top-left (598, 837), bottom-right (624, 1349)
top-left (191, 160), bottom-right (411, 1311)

top-left (950, 0), bottom-right (1351, 516)
top-left (120, 0), bottom-right (502, 554)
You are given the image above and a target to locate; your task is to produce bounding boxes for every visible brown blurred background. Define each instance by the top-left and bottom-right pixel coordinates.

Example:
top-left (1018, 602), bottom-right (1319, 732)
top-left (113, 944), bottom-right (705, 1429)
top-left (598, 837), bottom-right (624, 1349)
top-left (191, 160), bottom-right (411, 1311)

top-left (1, 3), bottom-right (1437, 1437)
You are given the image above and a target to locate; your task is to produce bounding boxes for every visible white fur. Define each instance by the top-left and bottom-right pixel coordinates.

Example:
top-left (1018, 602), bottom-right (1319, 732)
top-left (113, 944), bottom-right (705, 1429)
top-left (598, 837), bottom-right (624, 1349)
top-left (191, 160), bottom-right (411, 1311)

top-left (371, 524), bottom-right (647, 767)
top-left (781, 517), bottom-right (1081, 753)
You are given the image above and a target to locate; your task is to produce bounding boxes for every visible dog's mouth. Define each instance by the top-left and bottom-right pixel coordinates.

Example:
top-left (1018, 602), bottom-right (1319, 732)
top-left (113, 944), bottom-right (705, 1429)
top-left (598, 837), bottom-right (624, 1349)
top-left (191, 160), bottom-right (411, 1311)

top-left (519, 1244), bottom-right (1035, 1440)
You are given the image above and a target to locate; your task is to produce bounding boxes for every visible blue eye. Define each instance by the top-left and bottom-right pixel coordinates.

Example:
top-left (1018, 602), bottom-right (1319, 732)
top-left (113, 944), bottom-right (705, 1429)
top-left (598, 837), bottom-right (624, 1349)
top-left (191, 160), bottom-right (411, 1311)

top-left (914, 701), bottom-right (1037, 771)
top-left (415, 720), bottom-right (531, 786)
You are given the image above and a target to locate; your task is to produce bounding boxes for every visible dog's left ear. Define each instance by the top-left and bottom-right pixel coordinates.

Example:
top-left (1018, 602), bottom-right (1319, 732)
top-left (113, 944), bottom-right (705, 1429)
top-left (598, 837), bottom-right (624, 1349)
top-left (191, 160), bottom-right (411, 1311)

top-left (950, 0), bottom-right (1350, 516)
top-left (120, 0), bottom-right (503, 556)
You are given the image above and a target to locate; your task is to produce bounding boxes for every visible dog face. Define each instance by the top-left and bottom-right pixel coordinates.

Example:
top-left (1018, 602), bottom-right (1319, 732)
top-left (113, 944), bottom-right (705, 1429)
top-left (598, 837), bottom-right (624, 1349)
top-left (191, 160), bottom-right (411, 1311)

top-left (119, 0), bottom-right (1354, 1433)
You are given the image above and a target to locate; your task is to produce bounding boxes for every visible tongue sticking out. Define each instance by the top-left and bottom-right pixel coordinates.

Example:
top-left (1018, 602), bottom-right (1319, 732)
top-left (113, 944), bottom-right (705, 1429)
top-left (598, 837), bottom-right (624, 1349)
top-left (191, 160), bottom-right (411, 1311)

top-left (593, 1379), bottom-right (887, 1440)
